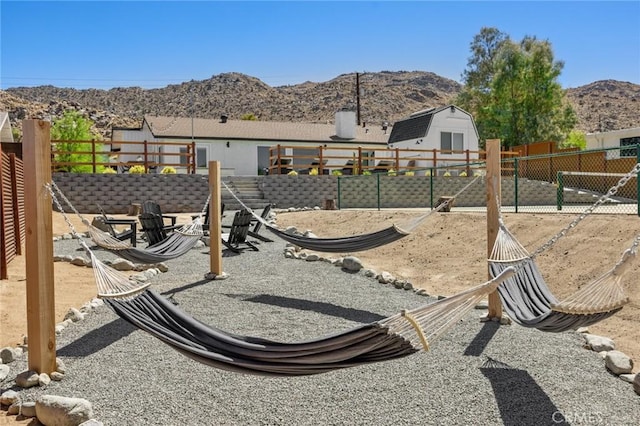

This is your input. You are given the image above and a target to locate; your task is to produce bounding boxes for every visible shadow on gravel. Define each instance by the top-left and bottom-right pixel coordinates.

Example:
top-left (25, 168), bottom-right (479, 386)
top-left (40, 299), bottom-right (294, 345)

top-left (57, 317), bottom-right (137, 357)
top-left (235, 293), bottom-right (386, 323)
top-left (161, 278), bottom-right (213, 297)
top-left (463, 321), bottom-right (500, 357)
top-left (480, 357), bottom-right (567, 425)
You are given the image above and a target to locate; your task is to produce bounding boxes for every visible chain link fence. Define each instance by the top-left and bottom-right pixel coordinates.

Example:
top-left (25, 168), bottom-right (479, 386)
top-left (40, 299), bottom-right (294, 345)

top-left (336, 146), bottom-right (639, 215)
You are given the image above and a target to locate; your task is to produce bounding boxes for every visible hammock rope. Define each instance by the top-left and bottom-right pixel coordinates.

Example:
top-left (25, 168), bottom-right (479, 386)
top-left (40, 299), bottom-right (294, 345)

top-left (488, 163), bottom-right (640, 330)
top-left (50, 180), bottom-right (205, 264)
top-left (46, 183), bottom-right (150, 299)
top-left (221, 175), bottom-right (482, 253)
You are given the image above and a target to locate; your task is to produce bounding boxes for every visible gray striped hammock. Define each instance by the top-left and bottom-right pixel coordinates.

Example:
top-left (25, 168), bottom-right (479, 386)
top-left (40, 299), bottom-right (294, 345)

top-left (104, 268), bottom-right (515, 376)
top-left (264, 223), bottom-right (410, 253)
top-left (489, 220), bottom-right (633, 333)
top-left (86, 219), bottom-right (204, 264)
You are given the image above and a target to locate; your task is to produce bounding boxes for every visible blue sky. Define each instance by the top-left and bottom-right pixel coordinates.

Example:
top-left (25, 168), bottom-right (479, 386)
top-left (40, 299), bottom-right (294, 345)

top-left (1, 1), bottom-right (639, 90)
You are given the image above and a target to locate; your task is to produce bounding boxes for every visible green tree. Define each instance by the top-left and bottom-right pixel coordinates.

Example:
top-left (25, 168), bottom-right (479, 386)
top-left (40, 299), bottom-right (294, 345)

top-left (456, 27), bottom-right (509, 146)
top-left (11, 127), bottom-right (22, 142)
top-left (51, 110), bottom-right (104, 173)
top-left (559, 130), bottom-right (587, 150)
top-left (456, 28), bottom-right (577, 148)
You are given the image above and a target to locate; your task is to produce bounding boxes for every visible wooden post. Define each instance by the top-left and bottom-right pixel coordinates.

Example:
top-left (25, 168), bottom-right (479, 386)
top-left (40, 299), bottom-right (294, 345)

top-left (23, 119), bottom-right (56, 374)
top-left (91, 140), bottom-right (97, 174)
top-left (206, 160), bottom-right (227, 280)
top-left (191, 141), bottom-right (196, 174)
top-left (486, 139), bottom-right (503, 319)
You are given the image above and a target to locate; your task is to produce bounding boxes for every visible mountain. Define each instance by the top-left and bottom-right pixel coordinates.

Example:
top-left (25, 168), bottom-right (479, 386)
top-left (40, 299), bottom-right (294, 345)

top-left (565, 80), bottom-right (640, 133)
top-left (2, 71), bottom-right (639, 139)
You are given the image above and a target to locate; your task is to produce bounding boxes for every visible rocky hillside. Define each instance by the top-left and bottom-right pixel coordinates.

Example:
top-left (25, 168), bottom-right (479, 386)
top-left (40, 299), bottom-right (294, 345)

top-left (2, 71), bottom-right (639, 139)
top-left (565, 80), bottom-right (640, 133)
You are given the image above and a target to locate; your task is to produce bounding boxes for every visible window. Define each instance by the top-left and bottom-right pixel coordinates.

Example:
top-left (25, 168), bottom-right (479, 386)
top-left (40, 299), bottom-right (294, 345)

top-left (620, 136), bottom-right (640, 157)
top-left (361, 151), bottom-right (374, 167)
top-left (197, 147), bottom-right (208, 168)
top-left (441, 132), bottom-right (464, 152)
top-left (179, 147), bottom-right (188, 166)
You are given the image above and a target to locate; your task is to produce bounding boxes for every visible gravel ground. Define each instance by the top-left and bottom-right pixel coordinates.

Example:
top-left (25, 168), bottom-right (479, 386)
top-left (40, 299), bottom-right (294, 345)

top-left (3, 213), bottom-right (639, 425)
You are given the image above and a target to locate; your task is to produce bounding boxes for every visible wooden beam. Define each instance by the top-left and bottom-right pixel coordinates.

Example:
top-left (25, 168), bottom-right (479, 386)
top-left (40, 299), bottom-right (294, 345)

top-left (486, 139), bottom-right (503, 319)
top-left (23, 119), bottom-right (56, 374)
top-left (207, 160), bottom-right (226, 279)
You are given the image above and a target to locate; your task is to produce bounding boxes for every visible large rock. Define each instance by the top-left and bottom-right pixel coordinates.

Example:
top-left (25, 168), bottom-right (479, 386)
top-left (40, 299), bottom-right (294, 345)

top-left (15, 370), bottom-right (40, 388)
top-left (341, 256), bottom-right (363, 272)
top-left (604, 351), bottom-right (633, 375)
top-left (582, 334), bottom-right (615, 352)
top-left (0, 347), bottom-right (16, 363)
top-left (36, 395), bottom-right (94, 426)
top-left (0, 364), bottom-right (10, 381)
top-left (633, 373), bottom-right (640, 395)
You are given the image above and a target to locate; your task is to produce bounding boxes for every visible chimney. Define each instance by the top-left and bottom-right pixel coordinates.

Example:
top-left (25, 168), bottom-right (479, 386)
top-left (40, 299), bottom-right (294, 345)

top-left (220, 115), bottom-right (228, 123)
top-left (335, 109), bottom-right (356, 139)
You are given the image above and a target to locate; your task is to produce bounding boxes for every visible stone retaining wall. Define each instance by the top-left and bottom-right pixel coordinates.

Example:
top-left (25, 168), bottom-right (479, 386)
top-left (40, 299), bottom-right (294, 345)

top-left (52, 173), bottom-right (581, 214)
top-left (53, 173), bottom-right (210, 214)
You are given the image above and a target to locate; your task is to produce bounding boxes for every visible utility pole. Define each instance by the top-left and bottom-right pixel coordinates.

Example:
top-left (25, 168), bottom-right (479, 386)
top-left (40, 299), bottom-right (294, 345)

top-left (191, 89), bottom-right (195, 144)
top-left (356, 72), bottom-right (361, 126)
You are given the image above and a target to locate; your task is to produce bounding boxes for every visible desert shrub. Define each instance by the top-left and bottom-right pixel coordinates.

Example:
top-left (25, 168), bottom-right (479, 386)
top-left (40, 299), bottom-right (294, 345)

top-left (102, 168), bottom-right (116, 174)
top-left (331, 170), bottom-right (343, 176)
top-left (161, 166), bottom-right (177, 174)
top-left (287, 170), bottom-right (298, 176)
top-left (404, 171), bottom-right (415, 176)
top-left (309, 168), bottom-right (319, 176)
top-left (129, 165), bottom-right (146, 174)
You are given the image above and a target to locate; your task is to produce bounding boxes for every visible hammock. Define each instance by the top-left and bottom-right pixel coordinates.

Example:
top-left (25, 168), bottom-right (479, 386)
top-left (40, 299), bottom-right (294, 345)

top-left (222, 176), bottom-right (482, 253)
top-left (105, 267), bottom-right (515, 376)
top-left (488, 163), bottom-right (640, 332)
top-left (51, 181), bottom-right (205, 264)
top-left (264, 224), bottom-right (410, 253)
top-left (84, 220), bottom-right (203, 264)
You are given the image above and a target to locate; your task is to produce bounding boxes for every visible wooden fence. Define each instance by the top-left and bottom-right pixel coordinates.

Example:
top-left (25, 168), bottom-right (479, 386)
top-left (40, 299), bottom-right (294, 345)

top-left (52, 139), bottom-right (197, 173)
top-left (267, 144), bottom-right (519, 176)
top-left (0, 143), bottom-right (25, 279)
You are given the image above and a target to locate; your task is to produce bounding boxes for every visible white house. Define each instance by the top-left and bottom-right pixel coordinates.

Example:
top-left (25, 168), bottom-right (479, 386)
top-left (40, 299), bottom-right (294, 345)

top-left (111, 110), bottom-right (390, 175)
top-left (585, 127), bottom-right (640, 159)
top-left (111, 105), bottom-right (481, 176)
top-left (386, 105), bottom-right (480, 174)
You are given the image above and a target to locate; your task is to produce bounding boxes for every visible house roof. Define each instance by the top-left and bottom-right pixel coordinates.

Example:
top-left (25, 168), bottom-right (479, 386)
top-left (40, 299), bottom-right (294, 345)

top-left (387, 105), bottom-right (457, 144)
top-left (0, 112), bottom-right (14, 143)
top-left (124, 115), bottom-right (391, 145)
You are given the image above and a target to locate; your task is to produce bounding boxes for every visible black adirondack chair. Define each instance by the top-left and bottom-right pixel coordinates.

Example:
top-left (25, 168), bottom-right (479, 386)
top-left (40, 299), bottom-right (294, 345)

top-left (248, 204), bottom-right (274, 242)
top-left (137, 212), bottom-right (188, 246)
top-left (95, 203), bottom-right (137, 246)
top-left (142, 200), bottom-right (178, 229)
top-left (221, 209), bottom-right (259, 253)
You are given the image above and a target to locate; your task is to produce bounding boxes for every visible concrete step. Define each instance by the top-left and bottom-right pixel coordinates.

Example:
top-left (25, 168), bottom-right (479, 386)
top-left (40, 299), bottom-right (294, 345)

top-left (221, 177), bottom-right (266, 210)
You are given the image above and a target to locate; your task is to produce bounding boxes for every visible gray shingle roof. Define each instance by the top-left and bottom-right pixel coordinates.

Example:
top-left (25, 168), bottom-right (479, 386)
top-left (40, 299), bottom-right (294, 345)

top-left (387, 105), bottom-right (457, 144)
top-left (141, 116), bottom-right (390, 145)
